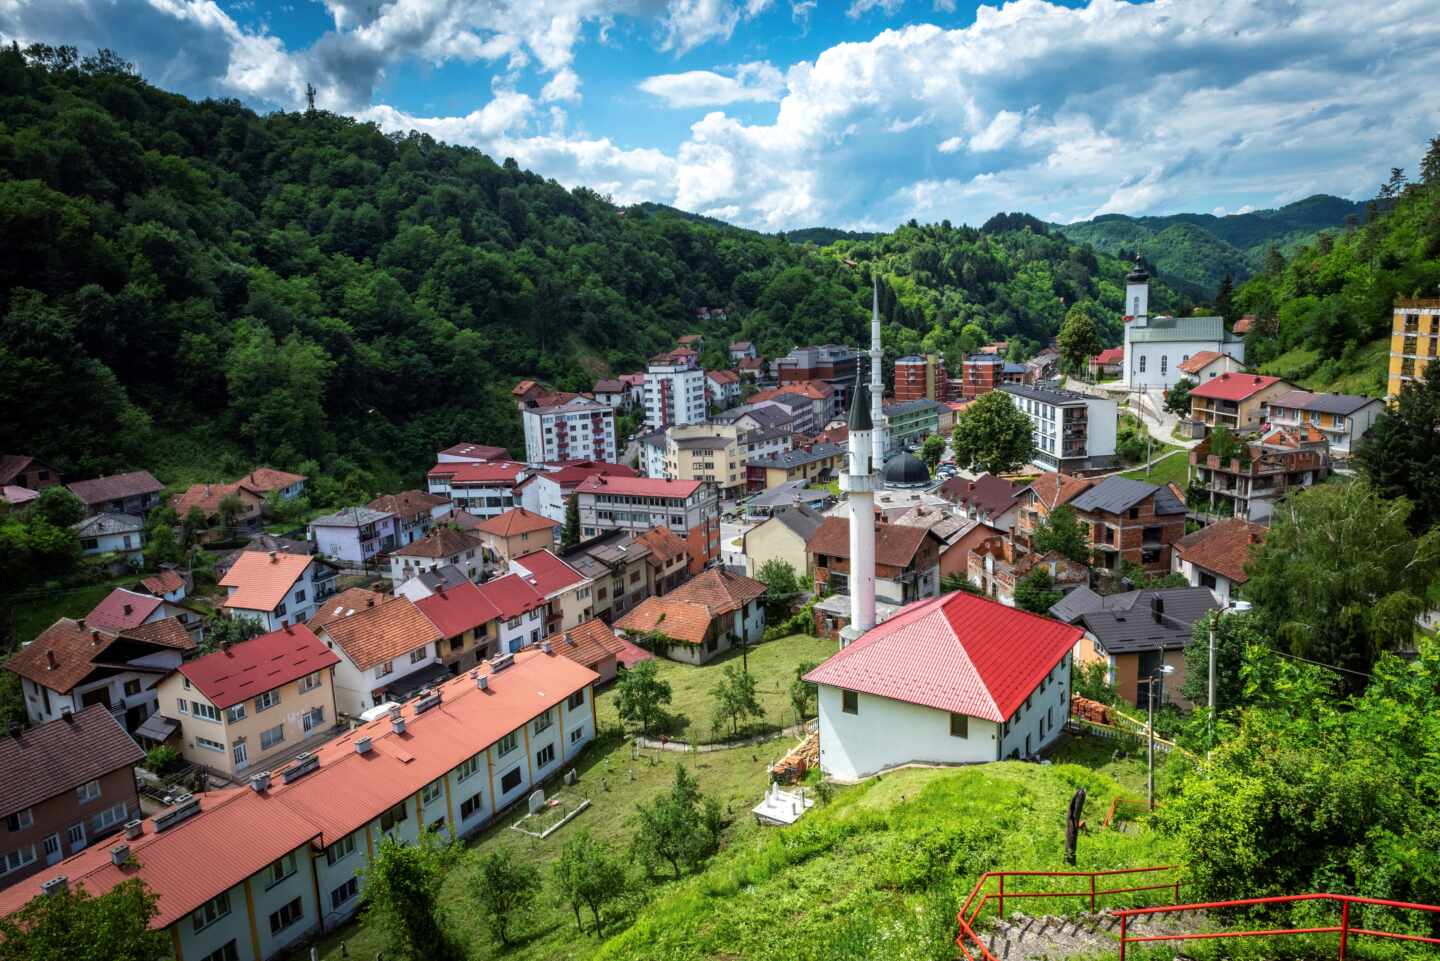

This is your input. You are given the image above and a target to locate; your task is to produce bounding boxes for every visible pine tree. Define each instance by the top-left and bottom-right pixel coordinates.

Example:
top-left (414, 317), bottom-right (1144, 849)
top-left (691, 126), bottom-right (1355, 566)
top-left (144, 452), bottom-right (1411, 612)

top-left (561, 494), bottom-right (581, 548)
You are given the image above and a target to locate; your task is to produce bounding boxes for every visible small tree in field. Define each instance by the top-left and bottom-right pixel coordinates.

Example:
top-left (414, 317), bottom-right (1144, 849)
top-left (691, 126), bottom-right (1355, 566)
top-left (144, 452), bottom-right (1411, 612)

top-left (361, 832), bottom-right (460, 961)
top-left (710, 663), bottom-right (764, 737)
top-left (552, 829), bottom-right (628, 934)
top-left (615, 658), bottom-right (672, 736)
top-left (472, 848), bottom-right (541, 947)
top-left (631, 764), bottom-right (721, 879)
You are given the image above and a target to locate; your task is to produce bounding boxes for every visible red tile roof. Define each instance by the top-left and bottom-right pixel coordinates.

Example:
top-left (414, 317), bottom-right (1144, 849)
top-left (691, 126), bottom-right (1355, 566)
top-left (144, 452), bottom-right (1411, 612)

top-left (237, 467), bottom-right (307, 493)
top-left (307, 588), bottom-right (392, 630)
top-left (1177, 350), bottom-right (1225, 374)
top-left (172, 482), bottom-right (260, 518)
top-left (367, 490), bottom-right (450, 519)
top-left (706, 369), bottom-right (740, 385)
top-left (437, 443), bottom-right (508, 461)
top-left (316, 597), bottom-right (443, 671)
top-left (667, 568), bottom-right (765, 616)
top-left (219, 551), bottom-right (313, 613)
top-left (536, 461), bottom-right (636, 490)
top-left (7, 618), bottom-right (192, 694)
top-left (0, 705), bottom-right (144, 819)
top-left (510, 550), bottom-right (588, 596)
top-left (476, 507), bottom-right (559, 537)
top-left (1023, 472), bottom-right (1094, 510)
top-left (414, 581), bottom-right (502, 638)
top-left (1233, 316), bottom-right (1254, 335)
top-left (806, 516), bottom-right (938, 568)
top-left (738, 357), bottom-right (764, 370)
top-left (752, 380), bottom-right (832, 403)
top-left (804, 591), bottom-right (1082, 722)
top-left (426, 461), bottom-right (529, 484)
top-left (575, 474), bottom-right (703, 498)
top-left (613, 597), bottom-right (713, 645)
top-left (122, 618), bottom-right (195, 651)
top-left (548, 618), bottom-right (653, 672)
top-left (87, 589), bottom-right (164, 631)
top-left (1188, 373), bottom-right (1285, 401)
top-left (937, 473), bottom-right (1023, 517)
top-left (474, 573), bottom-right (548, 621)
top-left (140, 570), bottom-right (186, 596)
top-left (1174, 518), bottom-right (1265, 583)
top-left (177, 626), bottom-right (339, 709)
top-left (1091, 347), bottom-right (1124, 365)
top-left (66, 470), bottom-right (163, 506)
top-left (634, 525), bottom-right (688, 564)
top-left (0, 650), bottom-right (598, 930)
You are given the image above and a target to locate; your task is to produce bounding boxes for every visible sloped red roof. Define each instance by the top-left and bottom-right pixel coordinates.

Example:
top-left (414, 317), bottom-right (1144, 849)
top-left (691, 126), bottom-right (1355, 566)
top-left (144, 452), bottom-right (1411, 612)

top-left (1177, 350), bottom-right (1224, 374)
top-left (806, 516), bottom-right (938, 568)
top-left (87, 589), bottom-right (164, 631)
top-left (476, 507), bottom-right (559, 537)
top-left (634, 525), bottom-right (688, 563)
top-left (1092, 347), bottom-right (1124, 365)
top-left (667, 568), bottom-right (765, 616)
top-left (1233, 316), bottom-right (1254, 335)
top-left (140, 570), bottom-right (185, 596)
top-left (706, 369), bottom-right (740, 385)
top-left (426, 461), bottom-right (529, 484)
top-left (7, 618), bottom-right (192, 694)
top-left (237, 467), bottom-right (307, 493)
top-left (415, 581), bottom-right (502, 638)
top-left (575, 475), bottom-right (703, 498)
top-left (1189, 373), bottom-right (1285, 401)
top-left (804, 591), bottom-right (1082, 722)
top-left (535, 461), bottom-right (636, 490)
top-left (613, 596), bottom-right (713, 644)
top-left (474, 573), bottom-right (548, 621)
top-left (177, 626), bottom-right (338, 709)
top-left (172, 482), bottom-right (260, 518)
top-left (0, 705), bottom-right (144, 819)
top-left (1174, 518), bottom-right (1265, 583)
top-left (389, 527), bottom-right (482, 559)
top-left (510, 550), bottom-right (587, 596)
top-left (548, 618), bottom-right (653, 671)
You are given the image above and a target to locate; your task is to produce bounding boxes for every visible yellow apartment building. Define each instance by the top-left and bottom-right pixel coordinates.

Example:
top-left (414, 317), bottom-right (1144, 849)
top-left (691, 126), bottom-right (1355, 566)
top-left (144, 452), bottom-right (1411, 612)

top-left (1388, 299), bottom-right (1440, 398)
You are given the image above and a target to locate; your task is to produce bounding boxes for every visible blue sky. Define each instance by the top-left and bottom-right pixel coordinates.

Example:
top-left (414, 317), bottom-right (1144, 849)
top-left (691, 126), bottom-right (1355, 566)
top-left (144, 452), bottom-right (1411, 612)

top-left (3, 0), bottom-right (1438, 231)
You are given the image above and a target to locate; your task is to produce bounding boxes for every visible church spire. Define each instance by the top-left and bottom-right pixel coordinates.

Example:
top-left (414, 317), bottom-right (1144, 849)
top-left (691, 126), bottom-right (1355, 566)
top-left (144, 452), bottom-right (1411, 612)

top-left (869, 274), bottom-right (889, 481)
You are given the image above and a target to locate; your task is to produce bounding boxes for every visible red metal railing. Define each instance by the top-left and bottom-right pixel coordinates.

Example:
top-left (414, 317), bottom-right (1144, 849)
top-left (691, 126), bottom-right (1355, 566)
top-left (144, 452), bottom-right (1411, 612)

top-left (955, 866), bottom-right (1181, 961)
top-left (1115, 893), bottom-right (1440, 961)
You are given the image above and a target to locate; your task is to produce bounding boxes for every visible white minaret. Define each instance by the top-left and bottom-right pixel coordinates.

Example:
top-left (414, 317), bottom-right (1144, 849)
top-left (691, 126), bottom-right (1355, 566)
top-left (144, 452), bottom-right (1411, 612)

top-left (869, 275), bottom-right (889, 477)
top-left (839, 375), bottom-right (877, 647)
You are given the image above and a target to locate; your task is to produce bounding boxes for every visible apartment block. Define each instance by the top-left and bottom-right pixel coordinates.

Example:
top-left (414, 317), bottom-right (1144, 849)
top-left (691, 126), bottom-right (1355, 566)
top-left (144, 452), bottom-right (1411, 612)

top-left (521, 398), bottom-right (617, 464)
top-left (1387, 298), bottom-right (1440, 398)
top-left (644, 349), bottom-right (706, 429)
top-left (775, 344), bottom-right (857, 408)
top-left (998, 384), bottom-right (1118, 472)
top-left (893, 354), bottom-right (949, 402)
top-left (574, 475), bottom-right (719, 575)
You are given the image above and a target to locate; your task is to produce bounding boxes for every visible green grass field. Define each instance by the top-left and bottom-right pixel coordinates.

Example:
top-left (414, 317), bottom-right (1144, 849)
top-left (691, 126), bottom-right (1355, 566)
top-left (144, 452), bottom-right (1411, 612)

top-left (1121, 448), bottom-right (1190, 488)
top-left (594, 633), bottom-right (837, 743)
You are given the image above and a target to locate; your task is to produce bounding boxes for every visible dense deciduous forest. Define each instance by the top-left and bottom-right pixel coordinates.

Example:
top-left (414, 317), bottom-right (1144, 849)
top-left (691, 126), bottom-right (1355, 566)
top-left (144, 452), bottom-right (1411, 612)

top-left (0, 44), bottom-right (1180, 484)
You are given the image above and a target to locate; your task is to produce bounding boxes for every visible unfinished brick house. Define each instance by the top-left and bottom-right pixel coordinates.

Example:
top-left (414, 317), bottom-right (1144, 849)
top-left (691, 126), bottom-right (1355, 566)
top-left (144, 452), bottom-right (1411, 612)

top-left (1067, 476), bottom-right (1187, 574)
top-left (1186, 425), bottom-right (1331, 523)
top-left (806, 516), bottom-right (943, 608)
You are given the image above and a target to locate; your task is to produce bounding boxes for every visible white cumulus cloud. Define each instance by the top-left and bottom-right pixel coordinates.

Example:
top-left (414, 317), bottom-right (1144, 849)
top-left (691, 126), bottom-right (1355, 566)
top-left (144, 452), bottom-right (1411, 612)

top-left (638, 61), bottom-right (785, 107)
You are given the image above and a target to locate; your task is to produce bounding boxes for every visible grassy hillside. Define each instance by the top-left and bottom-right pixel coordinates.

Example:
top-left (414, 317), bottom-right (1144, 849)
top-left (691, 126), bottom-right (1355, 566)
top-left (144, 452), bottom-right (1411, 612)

top-left (1258, 337), bottom-right (1390, 398)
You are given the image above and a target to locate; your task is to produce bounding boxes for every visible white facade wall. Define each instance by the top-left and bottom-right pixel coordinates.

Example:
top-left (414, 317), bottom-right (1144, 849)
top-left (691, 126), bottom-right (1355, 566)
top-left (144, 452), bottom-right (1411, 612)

top-left (1126, 339), bottom-right (1245, 391)
top-left (641, 441), bottom-right (669, 479)
top-left (327, 644), bottom-right (442, 718)
top-left (387, 549), bottom-right (483, 587)
top-left (78, 530), bottom-right (143, 562)
top-left (519, 475), bottom-right (568, 523)
top-left (311, 517), bottom-right (396, 565)
top-left (522, 406), bottom-right (618, 464)
top-left (644, 366), bottom-right (707, 429)
top-left (226, 564), bottom-right (318, 630)
top-left (20, 650), bottom-right (179, 726)
top-left (1172, 555), bottom-right (1238, 606)
top-left (496, 607), bottom-right (547, 654)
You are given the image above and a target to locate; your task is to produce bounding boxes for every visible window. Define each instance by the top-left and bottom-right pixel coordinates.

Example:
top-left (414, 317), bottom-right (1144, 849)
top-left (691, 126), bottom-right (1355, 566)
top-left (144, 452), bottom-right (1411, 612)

top-left (293, 589), bottom-right (306, 604)
top-left (196, 737), bottom-right (224, 752)
top-left (2, 845), bottom-right (36, 876)
top-left (66, 823), bottom-right (85, 849)
top-left (1160, 355), bottom-right (1167, 374)
top-left (226, 704), bottom-right (246, 723)
top-left (298, 671), bottom-right (322, 693)
top-left (506, 616), bottom-right (521, 629)
top-left (268, 896), bottom-right (303, 935)
top-left (260, 725), bottom-right (285, 750)
top-left (192, 892), bottom-right (231, 932)
top-left (6, 809), bottom-right (33, 832)
top-left (532, 709), bottom-right (553, 734)
top-left (199, 940), bottom-right (239, 961)
top-left (421, 779), bottom-right (443, 805)
top-left (326, 832), bottom-right (357, 866)
top-left (376, 660), bottom-right (394, 678)
top-left (255, 690), bottom-right (280, 712)
top-left (177, 698), bottom-right (188, 714)
top-left (379, 802), bottom-right (408, 834)
top-left (460, 791), bottom-right (484, 820)
top-left (123, 679), bottom-right (141, 697)
top-left (1138, 355), bottom-right (1146, 373)
top-left (569, 725), bottom-right (585, 744)
top-left (457, 754), bottom-right (480, 782)
top-left (302, 706), bottom-right (325, 733)
top-left (409, 647), bottom-right (428, 665)
top-left (500, 767), bottom-right (523, 794)
top-left (264, 852), bottom-right (297, 888)
top-left (949, 713), bottom-right (969, 738)
top-left (91, 803), bottom-right (128, 833)
top-left (192, 701), bottom-right (221, 722)
top-left (330, 878), bottom-right (359, 912)
top-left (842, 690), bottom-right (858, 715)
top-left (536, 744), bottom-right (555, 769)
top-left (497, 732), bottom-right (518, 757)
top-left (75, 780), bottom-right (100, 804)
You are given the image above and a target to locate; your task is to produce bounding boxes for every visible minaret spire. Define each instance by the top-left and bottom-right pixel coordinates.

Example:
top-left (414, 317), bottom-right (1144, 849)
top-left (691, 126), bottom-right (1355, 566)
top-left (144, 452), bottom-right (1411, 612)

top-left (839, 368), bottom-right (877, 647)
top-left (870, 274), bottom-right (888, 479)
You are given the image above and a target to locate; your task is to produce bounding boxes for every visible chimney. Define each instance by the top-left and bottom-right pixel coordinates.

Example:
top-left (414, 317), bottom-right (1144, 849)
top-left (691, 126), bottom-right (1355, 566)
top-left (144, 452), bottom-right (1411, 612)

top-left (542, 641), bottom-right (553, 655)
top-left (45, 650), bottom-right (57, 671)
top-left (122, 604), bottom-right (133, 616)
top-left (269, 551), bottom-right (278, 563)
top-left (109, 843), bottom-right (130, 866)
top-left (1150, 596), bottom-right (1164, 623)
top-left (124, 819), bottom-right (143, 840)
top-left (391, 715), bottom-right (406, 735)
top-left (564, 632), bottom-right (576, 647)
top-left (61, 708), bottom-right (73, 723)
top-left (76, 618), bottom-right (85, 630)
top-left (249, 772), bottom-right (270, 793)
top-left (40, 876), bottom-right (67, 896)
top-left (91, 630), bottom-right (102, 645)
top-left (476, 674), bottom-right (489, 691)
top-left (355, 736), bottom-right (372, 755)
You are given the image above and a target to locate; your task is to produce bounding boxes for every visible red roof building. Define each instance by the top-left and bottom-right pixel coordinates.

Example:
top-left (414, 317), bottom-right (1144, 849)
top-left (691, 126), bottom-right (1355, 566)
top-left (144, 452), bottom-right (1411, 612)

top-left (175, 625), bottom-right (338, 710)
top-left (1091, 346), bottom-right (1124, 368)
top-left (86, 588), bottom-right (165, 632)
top-left (1189, 373), bottom-right (1292, 434)
top-left (804, 590), bottom-right (1081, 778)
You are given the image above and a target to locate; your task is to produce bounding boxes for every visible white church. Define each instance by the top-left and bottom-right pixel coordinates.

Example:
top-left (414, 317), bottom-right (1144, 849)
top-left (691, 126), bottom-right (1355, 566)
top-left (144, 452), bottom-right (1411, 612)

top-left (1122, 262), bottom-right (1246, 391)
top-left (801, 283), bottom-right (1082, 781)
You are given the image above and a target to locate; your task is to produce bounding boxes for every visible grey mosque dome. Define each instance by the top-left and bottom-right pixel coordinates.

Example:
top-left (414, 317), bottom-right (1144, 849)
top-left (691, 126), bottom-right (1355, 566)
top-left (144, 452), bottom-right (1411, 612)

top-left (883, 450), bottom-right (930, 488)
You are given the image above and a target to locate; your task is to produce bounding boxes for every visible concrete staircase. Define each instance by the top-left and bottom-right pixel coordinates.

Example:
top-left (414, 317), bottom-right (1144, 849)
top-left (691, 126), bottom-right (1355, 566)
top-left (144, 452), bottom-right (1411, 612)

top-left (972, 909), bottom-right (1210, 960)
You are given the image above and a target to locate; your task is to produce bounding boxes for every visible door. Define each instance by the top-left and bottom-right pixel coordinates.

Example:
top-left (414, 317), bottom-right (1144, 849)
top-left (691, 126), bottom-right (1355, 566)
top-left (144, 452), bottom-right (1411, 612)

top-left (42, 833), bottom-right (62, 866)
top-left (233, 741), bottom-right (249, 771)
top-left (66, 822), bottom-right (86, 853)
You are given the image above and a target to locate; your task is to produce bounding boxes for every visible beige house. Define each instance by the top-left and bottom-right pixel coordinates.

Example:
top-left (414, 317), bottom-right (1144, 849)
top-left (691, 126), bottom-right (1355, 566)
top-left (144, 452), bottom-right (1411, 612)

top-left (509, 550), bottom-right (593, 633)
top-left (155, 625), bottom-right (339, 778)
top-left (664, 424), bottom-right (746, 495)
top-left (475, 507), bottom-right (560, 565)
top-left (413, 581), bottom-right (502, 675)
top-left (743, 505), bottom-right (823, 579)
top-left (1188, 374), bottom-right (1293, 435)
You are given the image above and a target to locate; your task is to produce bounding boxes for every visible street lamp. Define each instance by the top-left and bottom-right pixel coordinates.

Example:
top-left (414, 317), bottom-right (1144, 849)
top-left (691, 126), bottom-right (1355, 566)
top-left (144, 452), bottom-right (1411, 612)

top-left (1147, 663), bottom-right (1175, 811)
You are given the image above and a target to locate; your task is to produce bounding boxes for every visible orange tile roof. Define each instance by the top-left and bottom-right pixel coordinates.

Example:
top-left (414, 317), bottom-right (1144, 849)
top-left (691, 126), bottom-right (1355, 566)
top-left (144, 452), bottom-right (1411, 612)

top-left (476, 507), bottom-right (559, 537)
top-left (0, 650), bottom-right (598, 930)
top-left (140, 570), bottom-right (185, 595)
top-left (307, 587), bottom-right (392, 630)
top-left (6, 618), bottom-right (190, 694)
top-left (237, 467), bottom-right (307, 493)
top-left (121, 617), bottom-right (195, 651)
top-left (1177, 350), bottom-right (1224, 374)
top-left (178, 625), bottom-right (339, 709)
top-left (172, 482), bottom-right (260, 518)
top-left (1174, 518), bottom-right (1266, 583)
top-left (1025, 472), bottom-right (1094, 510)
top-left (316, 596), bottom-right (443, 671)
top-left (219, 551), bottom-right (313, 613)
top-left (634, 525), bottom-right (688, 564)
top-left (613, 596), bottom-right (714, 645)
top-left (806, 516), bottom-right (937, 568)
top-left (367, 489), bottom-right (450, 520)
top-left (666, 569), bottom-right (765, 616)
top-left (1233, 316), bottom-right (1254, 334)
top-left (548, 618), bottom-right (653, 671)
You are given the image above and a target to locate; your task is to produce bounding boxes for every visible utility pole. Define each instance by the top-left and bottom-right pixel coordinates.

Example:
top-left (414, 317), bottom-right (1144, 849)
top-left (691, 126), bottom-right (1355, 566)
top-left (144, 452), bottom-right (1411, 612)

top-left (1146, 678), bottom-right (1156, 811)
top-left (1207, 610), bottom-right (1218, 749)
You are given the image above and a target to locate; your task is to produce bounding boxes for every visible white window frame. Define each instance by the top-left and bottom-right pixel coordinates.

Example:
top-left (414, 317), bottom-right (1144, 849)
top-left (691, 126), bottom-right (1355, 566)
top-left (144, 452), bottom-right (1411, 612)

top-left (75, 780), bottom-right (101, 804)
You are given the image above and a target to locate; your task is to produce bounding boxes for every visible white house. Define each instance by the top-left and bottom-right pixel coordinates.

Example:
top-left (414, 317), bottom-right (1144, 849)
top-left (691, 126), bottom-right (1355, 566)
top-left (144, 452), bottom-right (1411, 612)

top-left (803, 590), bottom-right (1080, 780)
top-left (613, 569), bottom-right (766, 666)
top-left (367, 490), bottom-right (452, 545)
top-left (425, 461), bottom-right (530, 520)
top-left (1122, 266), bottom-right (1245, 391)
top-left (1263, 390), bottom-right (1385, 456)
top-left (474, 573), bottom-right (550, 653)
top-left (219, 551), bottom-right (320, 630)
top-left (1171, 517), bottom-right (1265, 607)
top-left (315, 596), bottom-right (446, 716)
top-left (309, 507), bottom-right (396, 565)
top-left (1176, 351), bottom-right (1246, 383)
top-left (386, 528), bottom-right (485, 586)
top-left (72, 513), bottom-right (144, 566)
top-left (998, 383), bottom-right (1118, 473)
top-left (521, 397), bottom-right (618, 464)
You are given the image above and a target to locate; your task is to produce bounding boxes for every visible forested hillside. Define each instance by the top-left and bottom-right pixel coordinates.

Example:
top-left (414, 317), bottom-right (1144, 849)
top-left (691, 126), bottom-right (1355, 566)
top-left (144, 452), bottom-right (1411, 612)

top-left (0, 45), bottom-right (1178, 485)
top-left (1056, 194), bottom-right (1366, 299)
top-left (1235, 150), bottom-right (1440, 395)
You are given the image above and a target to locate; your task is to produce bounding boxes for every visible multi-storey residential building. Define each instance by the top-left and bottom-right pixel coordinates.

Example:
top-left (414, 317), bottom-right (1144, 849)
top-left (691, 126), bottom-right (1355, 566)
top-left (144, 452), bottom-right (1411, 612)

top-left (0, 706), bottom-right (143, 888)
top-left (557, 530), bottom-right (655, 624)
top-left (66, 471), bottom-right (164, 518)
top-left (1187, 373), bottom-right (1292, 435)
top-left (475, 574), bottom-right (550, 652)
top-left (413, 581), bottom-right (501, 675)
top-left (509, 550), bottom-right (592, 633)
top-left (220, 551), bottom-right (324, 629)
top-left (705, 369), bottom-right (742, 410)
top-left (644, 348), bottom-right (706, 429)
top-left (1011, 471), bottom-right (1094, 555)
top-left (883, 398), bottom-right (946, 452)
top-left (316, 597), bottom-right (446, 715)
top-left (807, 516), bottom-right (943, 607)
top-left (894, 354), bottom-right (949, 402)
top-left (998, 384), bottom-right (1118, 472)
top-left (575, 475), bottom-right (719, 575)
top-left (1264, 390), bottom-right (1385, 455)
top-left (156, 626), bottom-right (339, 778)
top-left (517, 461), bottom-right (635, 523)
top-left (1187, 425), bottom-right (1331, 522)
top-left (367, 491), bottom-right (452, 545)
top-left (664, 424), bottom-right (746, 495)
top-left (961, 354), bottom-right (1003, 399)
top-left (746, 442), bottom-right (846, 492)
top-left (775, 345), bottom-right (857, 409)
top-left (1387, 298), bottom-right (1440, 397)
top-left (1068, 475), bottom-right (1187, 573)
top-left (738, 426), bottom-right (792, 466)
top-left (475, 507), bottom-right (560, 565)
top-left (7, 617), bottom-right (193, 733)
top-left (425, 461), bottom-right (530, 520)
top-left (0, 650), bottom-right (598, 961)
top-left (308, 508), bottom-right (397, 565)
top-left (387, 528), bottom-right (485, 586)
top-left (521, 397), bottom-right (618, 464)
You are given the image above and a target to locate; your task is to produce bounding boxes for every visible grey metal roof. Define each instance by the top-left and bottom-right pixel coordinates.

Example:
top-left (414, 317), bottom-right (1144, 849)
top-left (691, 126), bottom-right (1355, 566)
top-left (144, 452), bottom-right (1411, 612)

top-left (1268, 390), bottom-right (1383, 416)
top-left (751, 442), bottom-right (846, 470)
top-left (1070, 475), bottom-right (1184, 515)
top-left (417, 564), bottom-right (470, 591)
top-left (1048, 586), bottom-right (1105, 623)
top-left (999, 383), bottom-right (1091, 406)
top-left (310, 506), bottom-right (393, 527)
top-left (769, 505), bottom-right (825, 541)
top-left (1073, 588), bottom-right (1220, 654)
top-left (1003, 363), bottom-right (1028, 375)
top-left (1127, 315), bottom-right (1242, 344)
top-left (747, 479), bottom-right (831, 509)
top-left (673, 435), bottom-right (733, 450)
top-left (882, 398), bottom-right (945, 417)
top-left (73, 512), bottom-right (143, 536)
